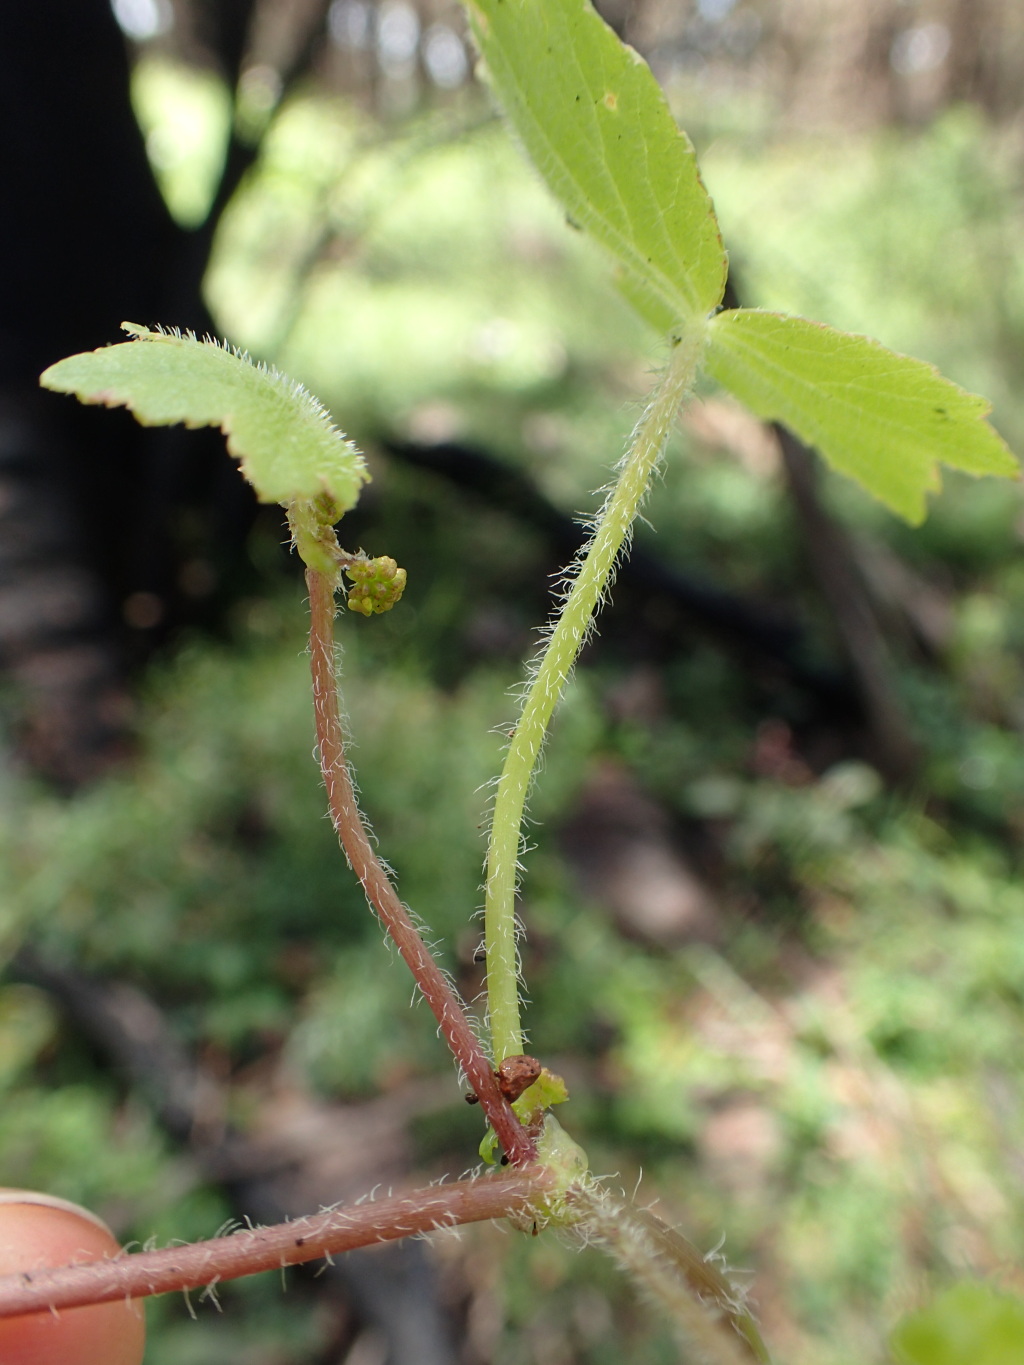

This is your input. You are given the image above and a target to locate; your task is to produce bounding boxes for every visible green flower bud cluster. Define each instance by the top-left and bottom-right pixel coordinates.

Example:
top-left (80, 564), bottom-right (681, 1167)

top-left (345, 556), bottom-right (408, 616)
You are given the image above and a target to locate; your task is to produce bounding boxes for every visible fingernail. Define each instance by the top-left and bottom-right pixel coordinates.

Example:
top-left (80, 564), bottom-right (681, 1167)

top-left (0, 1189), bottom-right (114, 1237)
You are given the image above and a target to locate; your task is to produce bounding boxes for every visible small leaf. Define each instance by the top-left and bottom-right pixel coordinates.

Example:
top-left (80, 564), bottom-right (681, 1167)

top-left (706, 309), bottom-right (1019, 524)
top-left (891, 1282), bottom-right (1024, 1365)
top-left (40, 323), bottom-right (369, 513)
top-left (463, 0), bottom-right (726, 328)
top-left (478, 1127), bottom-right (501, 1166)
top-left (513, 1066), bottom-right (569, 1125)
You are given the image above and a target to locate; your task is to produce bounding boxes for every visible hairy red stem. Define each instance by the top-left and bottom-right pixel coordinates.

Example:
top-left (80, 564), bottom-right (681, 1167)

top-left (0, 1174), bottom-right (550, 1319)
top-left (306, 568), bottom-right (535, 1166)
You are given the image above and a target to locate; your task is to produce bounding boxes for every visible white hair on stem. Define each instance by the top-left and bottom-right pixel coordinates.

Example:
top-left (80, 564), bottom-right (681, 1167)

top-left (482, 331), bottom-right (706, 1063)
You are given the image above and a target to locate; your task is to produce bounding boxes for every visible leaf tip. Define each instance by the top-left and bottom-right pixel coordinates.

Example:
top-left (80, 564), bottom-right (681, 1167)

top-left (38, 361), bottom-right (62, 392)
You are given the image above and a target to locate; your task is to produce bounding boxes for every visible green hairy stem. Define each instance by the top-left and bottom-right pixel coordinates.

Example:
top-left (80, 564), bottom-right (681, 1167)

top-left (573, 1183), bottom-right (772, 1364)
top-left (483, 327), bottom-right (707, 1061)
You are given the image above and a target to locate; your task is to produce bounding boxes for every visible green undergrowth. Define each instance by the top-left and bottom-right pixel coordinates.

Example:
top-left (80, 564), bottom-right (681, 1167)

top-left (2, 540), bottom-right (1024, 1360)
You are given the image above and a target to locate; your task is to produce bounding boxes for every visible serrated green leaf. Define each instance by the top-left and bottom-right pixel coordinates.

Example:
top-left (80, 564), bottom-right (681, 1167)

top-left (891, 1282), bottom-right (1024, 1365)
top-left (706, 309), bottom-right (1019, 524)
top-left (40, 323), bottom-right (368, 512)
top-left (463, 0), bottom-right (726, 328)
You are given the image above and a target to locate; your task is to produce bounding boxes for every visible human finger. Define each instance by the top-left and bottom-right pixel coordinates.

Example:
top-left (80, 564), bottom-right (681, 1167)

top-left (0, 1190), bottom-right (145, 1365)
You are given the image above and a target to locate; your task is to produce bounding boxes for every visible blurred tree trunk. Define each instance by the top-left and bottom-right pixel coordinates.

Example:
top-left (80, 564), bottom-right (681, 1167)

top-left (775, 428), bottom-right (921, 784)
top-left (0, 0), bottom-right (257, 784)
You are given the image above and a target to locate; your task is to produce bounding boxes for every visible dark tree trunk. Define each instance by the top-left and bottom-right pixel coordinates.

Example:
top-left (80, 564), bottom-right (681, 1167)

top-left (0, 0), bottom-right (258, 784)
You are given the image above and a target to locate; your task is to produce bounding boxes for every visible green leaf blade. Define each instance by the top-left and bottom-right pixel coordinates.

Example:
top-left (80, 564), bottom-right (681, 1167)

top-left (40, 324), bottom-right (369, 512)
top-left (706, 309), bottom-right (1019, 523)
top-left (464, 0), bottom-right (726, 328)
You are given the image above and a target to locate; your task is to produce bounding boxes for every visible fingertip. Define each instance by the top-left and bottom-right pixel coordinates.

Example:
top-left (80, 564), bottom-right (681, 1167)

top-left (0, 1191), bottom-right (145, 1365)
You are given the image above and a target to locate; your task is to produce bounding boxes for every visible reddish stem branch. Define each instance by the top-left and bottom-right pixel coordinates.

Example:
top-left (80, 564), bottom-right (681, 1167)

top-left (0, 1174), bottom-right (551, 1320)
top-left (306, 568), bottom-right (535, 1166)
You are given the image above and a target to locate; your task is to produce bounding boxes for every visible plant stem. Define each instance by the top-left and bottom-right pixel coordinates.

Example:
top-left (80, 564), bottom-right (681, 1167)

top-left (571, 1184), bottom-right (771, 1365)
top-left (483, 328), bottom-right (706, 1060)
top-left (0, 1173), bottom-right (552, 1319)
top-left (306, 568), bottom-right (535, 1166)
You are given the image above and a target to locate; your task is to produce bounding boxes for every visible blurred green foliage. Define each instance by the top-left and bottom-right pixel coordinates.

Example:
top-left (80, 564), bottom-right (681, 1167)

top-left (891, 1282), bottom-right (1024, 1365)
top-left (130, 57), bottom-right (231, 227)
top-left (7, 67), bottom-right (1024, 1365)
